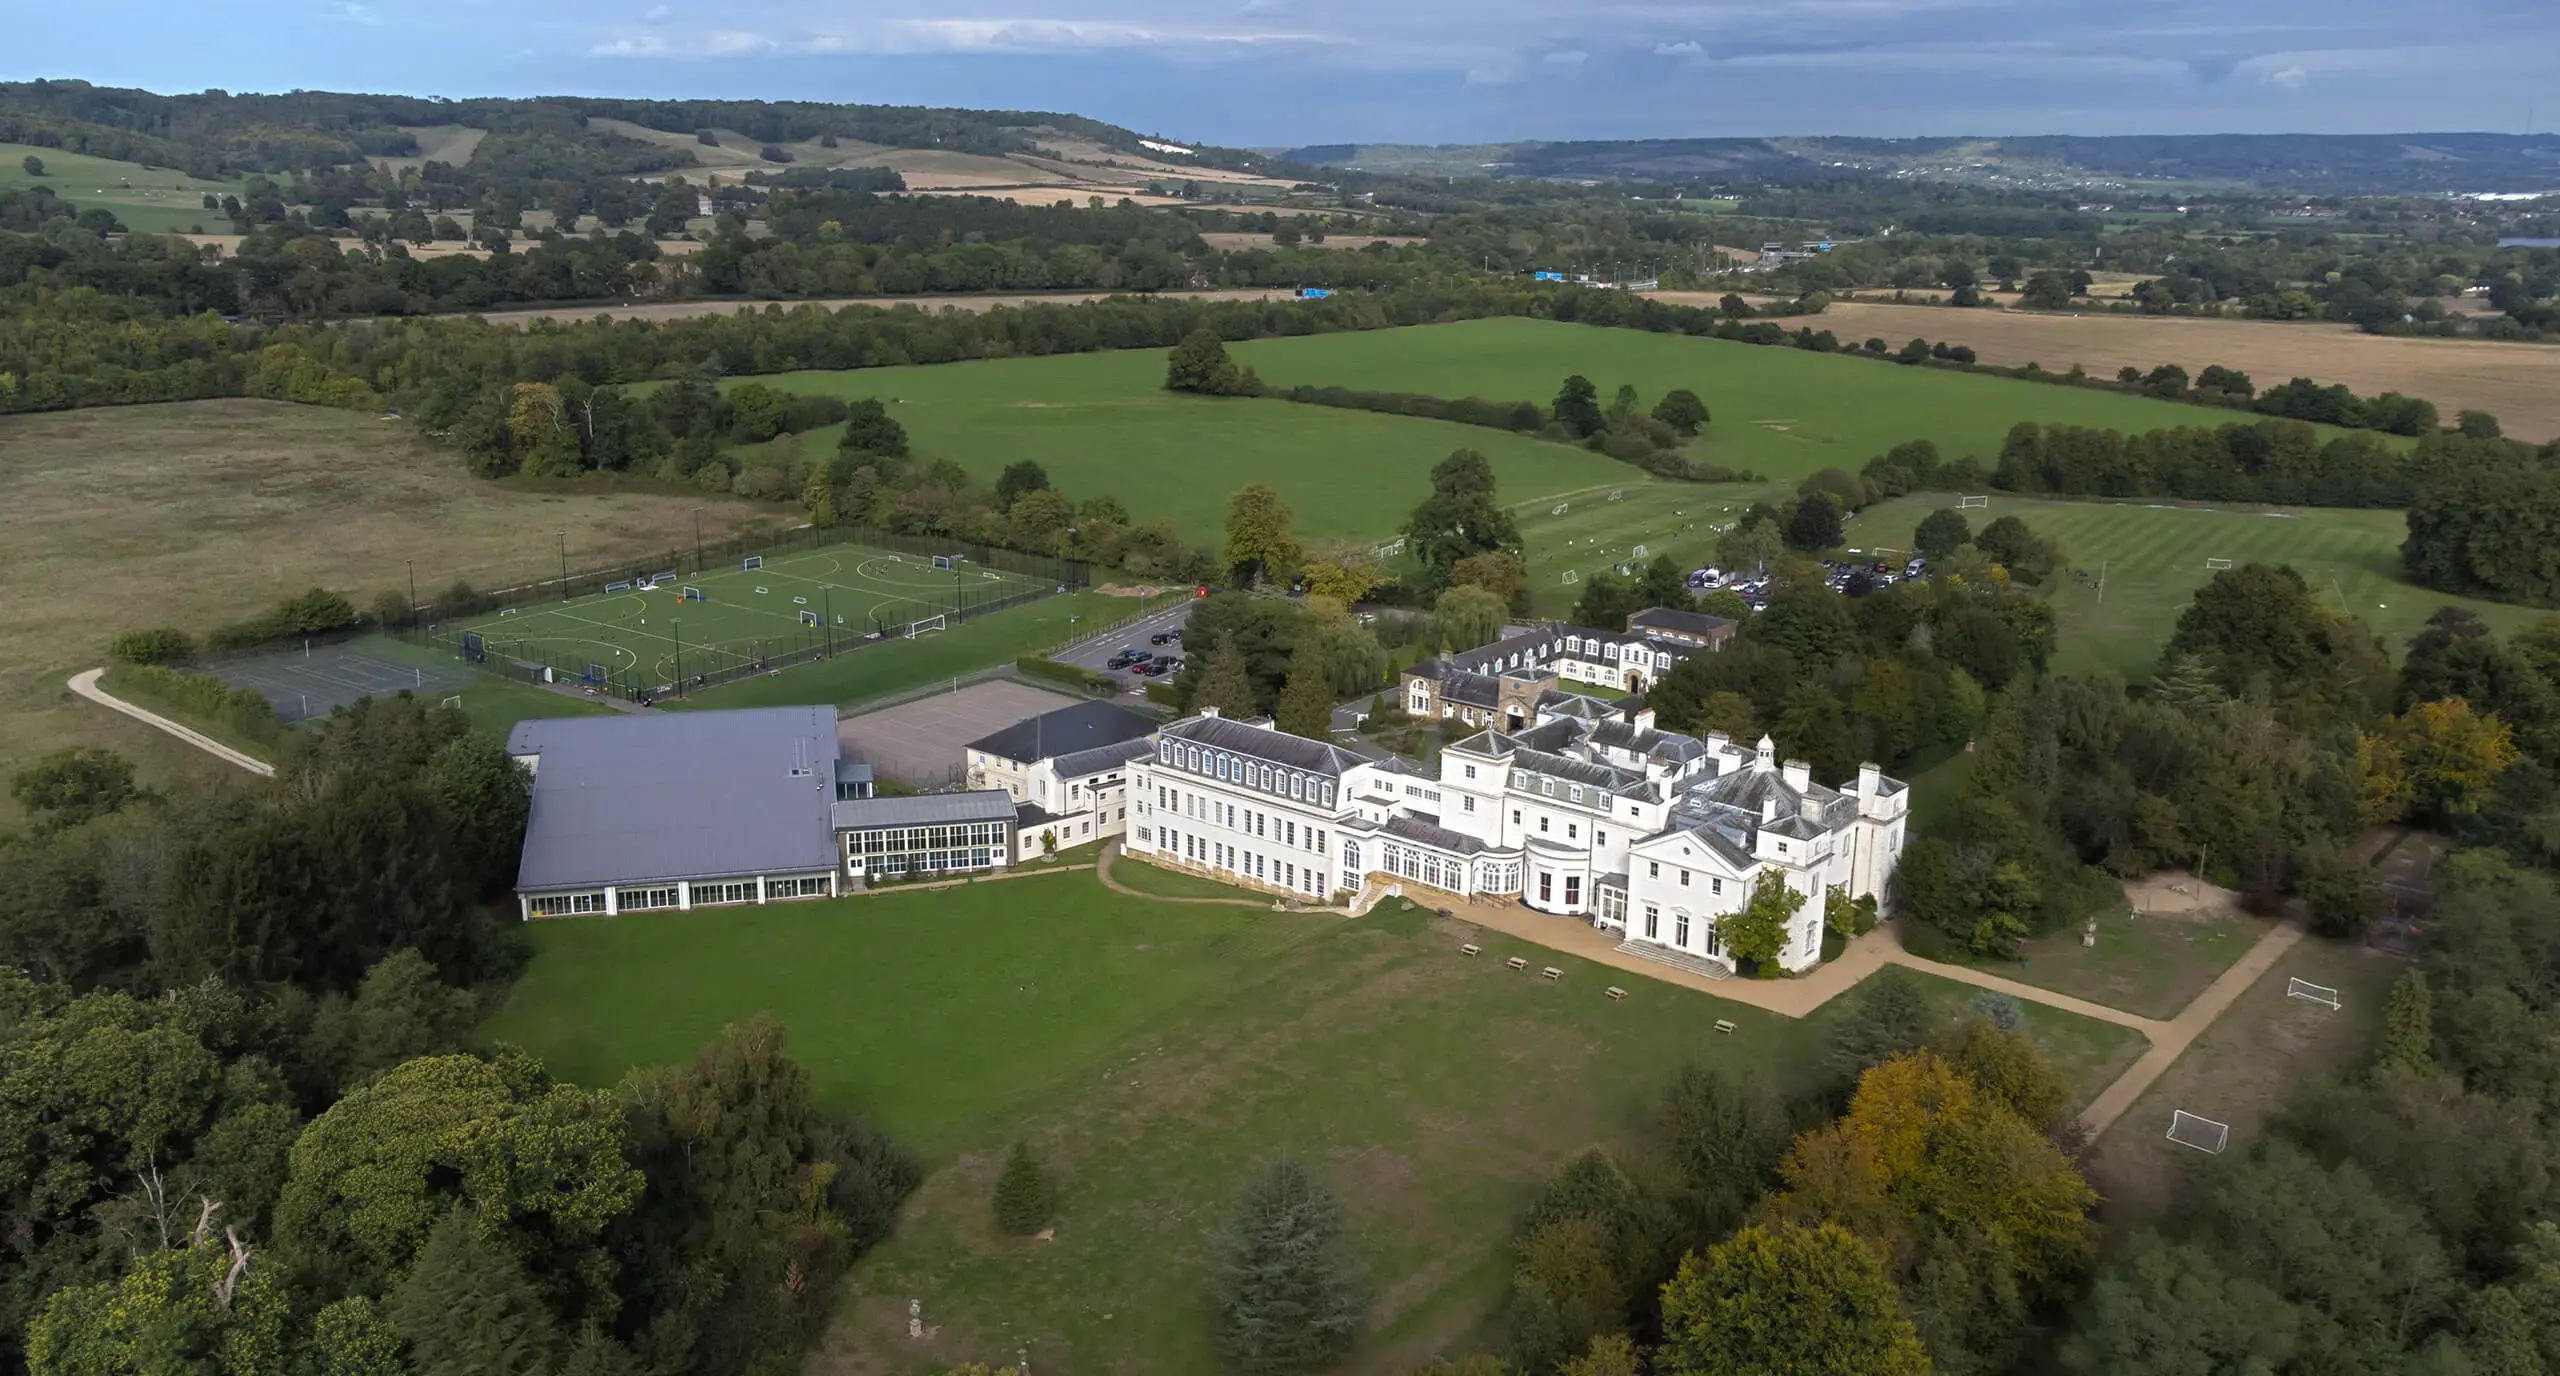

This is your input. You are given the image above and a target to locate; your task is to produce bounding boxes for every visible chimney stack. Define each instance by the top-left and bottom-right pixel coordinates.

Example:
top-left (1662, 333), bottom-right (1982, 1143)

top-left (1782, 759), bottom-right (1811, 793)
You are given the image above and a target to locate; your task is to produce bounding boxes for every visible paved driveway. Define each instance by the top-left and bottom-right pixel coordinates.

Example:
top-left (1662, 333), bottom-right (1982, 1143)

top-left (1053, 599), bottom-right (1195, 693)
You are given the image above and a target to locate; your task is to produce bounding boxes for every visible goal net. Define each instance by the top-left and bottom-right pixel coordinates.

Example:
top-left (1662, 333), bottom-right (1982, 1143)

top-left (2166, 1110), bottom-right (2230, 1154)
top-left (679, 586), bottom-right (705, 602)
top-left (1551, 502), bottom-right (1571, 517)
top-left (1631, 544), bottom-right (1648, 559)
top-left (2205, 557), bottom-right (2235, 570)
top-left (646, 569), bottom-right (677, 587)
top-left (604, 580), bottom-right (633, 594)
top-left (741, 555), bottom-right (763, 571)
top-left (931, 554), bottom-right (956, 570)
top-left (1561, 570), bottom-right (1580, 585)
top-left (1956, 495), bottom-right (1990, 509)
top-left (799, 610), bottom-right (820, 627)
top-left (1607, 490), bottom-right (1623, 502)
top-left (2286, 977), bottom-right (2342, 1010)
top-left (905, 613), bottom-right (947, 638)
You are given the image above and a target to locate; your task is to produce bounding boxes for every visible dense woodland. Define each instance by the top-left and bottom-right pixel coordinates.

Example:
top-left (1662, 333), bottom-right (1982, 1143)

top-left (0, 697), bottom-right (918, 1375)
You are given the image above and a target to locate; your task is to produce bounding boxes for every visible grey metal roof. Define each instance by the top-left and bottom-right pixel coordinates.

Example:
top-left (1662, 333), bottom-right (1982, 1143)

top-left (966, 699), bottom-right (1157, 765)
top-left (511, 707), bottom-right (841, 891)
top-left (831, 790), bottom-right (1018, 830)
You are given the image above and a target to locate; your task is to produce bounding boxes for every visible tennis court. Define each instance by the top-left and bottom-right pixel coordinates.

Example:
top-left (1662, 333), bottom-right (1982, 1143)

top-left (213, 641), bottom-right (474, 724)
top-left (445, 545), bottom-right (1051, 693)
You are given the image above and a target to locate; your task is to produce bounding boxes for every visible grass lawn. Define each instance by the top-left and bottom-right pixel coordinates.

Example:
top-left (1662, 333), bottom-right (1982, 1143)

top-left (1229, 318), bottom-right (2320, 489)
top-left (669, 590), bottom-right (1140, 711)
top-left (1844, 493), bottom-right (2546, 677)
top-left (729, 350), bottom-right (1643, 551)
top-left (1893, 968), bottom-right (2152, 1112)
top-left (481, 872), bottom-right (2143, 1374)
top-left (2083, 936), bottom-right (2395, 1232)
top-left (1, 142), bottom-right (243, 234)
top-left (0, 401), bottom-right (776, 824)
top-left (1966, 908), bottom-right (2275, 1022)
top-left (1104, 853), bottom-right (1273, 901)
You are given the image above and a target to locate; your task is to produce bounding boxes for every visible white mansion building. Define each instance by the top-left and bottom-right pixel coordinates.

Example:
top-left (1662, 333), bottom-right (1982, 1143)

top-left (1129, 666), bottom-right (1908, 975)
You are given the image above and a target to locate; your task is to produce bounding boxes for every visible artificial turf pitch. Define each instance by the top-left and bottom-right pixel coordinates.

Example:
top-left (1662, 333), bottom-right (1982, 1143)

top-left (449, 544), bottom-right (1048, 691)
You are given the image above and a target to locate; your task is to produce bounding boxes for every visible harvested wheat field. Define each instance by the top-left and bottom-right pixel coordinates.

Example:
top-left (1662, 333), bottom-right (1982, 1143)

top-left (455, 287), bottom-right (1297, 326)
top-left (1754, 299), bottom-right (2560, 440)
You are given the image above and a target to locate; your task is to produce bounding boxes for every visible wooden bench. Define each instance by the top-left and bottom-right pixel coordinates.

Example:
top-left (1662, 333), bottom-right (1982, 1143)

top-left (1606, 986), bottom-right (1627, 1002)
top-left (1459, 943), bottom-right (1481, 957)
top-left (1506, 956), bottom-right (1528, 971)
top-left (1540, 966), bottom-right (1563, 981)
top-left (1714, 1019), bottom-right (1737, 1034)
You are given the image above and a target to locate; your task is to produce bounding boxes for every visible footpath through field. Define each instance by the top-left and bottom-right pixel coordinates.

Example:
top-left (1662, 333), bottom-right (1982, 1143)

top-left (68, 668), bottom-right (276, 778)
top-left (1286, 877), bottom-right (2304, 1138)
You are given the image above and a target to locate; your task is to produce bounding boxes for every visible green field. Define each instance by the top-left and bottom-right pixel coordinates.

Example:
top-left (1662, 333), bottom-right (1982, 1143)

top-left (483, 873), bottom-right (2145, 1375)
top-left (446, 543), bottom-right (1049, 694)
top-left (1845, 494), bottom-right (2544, 677)
top-left (733, 318), bottom-right (2354, 615)
top-left (734, 349), bottom-right (1650, 551)
top-left (1231, 318), bottom-right (2304, 486)
top-left (0, 142), bottom-right (240, 234)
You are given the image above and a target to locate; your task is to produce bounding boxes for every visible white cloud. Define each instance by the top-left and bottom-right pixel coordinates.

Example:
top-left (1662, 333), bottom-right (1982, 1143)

top-left (1544, 49), bottom-right (1587, 66)
top-left (590, 28), bottom-right (774, 57)
top-left (324, 2), bottom-right (382, 24)
top-left (1653, 40), bottom-right (1704, 57)
top-left (642, 3), bottom-right (669, 19)
top-left (787, 16), bottom-right (1333, 56)
top-left (2266, 64), bottom-right (2308, 88)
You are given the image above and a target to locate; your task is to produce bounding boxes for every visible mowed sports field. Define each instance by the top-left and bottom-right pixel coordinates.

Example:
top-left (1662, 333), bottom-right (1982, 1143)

top-left (450, 544), bottom-right (1046, 691)
top-left (1844, 494), bottom-right (2549, 677)
top-left (0, 141), bottom-right (241, 234)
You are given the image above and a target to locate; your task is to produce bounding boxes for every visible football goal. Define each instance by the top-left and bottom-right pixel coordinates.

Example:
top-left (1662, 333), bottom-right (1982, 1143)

top-left (1632, 544), bottom-right (1649, 560)
top-left (931, 554), bottom-right (957, 570)
top-left (2286, 977), bottom-right (2342, 1010)
top-left (2205, 557), bottom-right (2235, 570)
top-left (741, 555), bottom-right (763, 571)
top-left (1607, 490), bottom-right (1624, 502)
top-left (798, 610), bottom-right (821, 627)
top-left (679, 586), bottom-right (705, 602)
top-left (604, 579), bottom-right (633, 594)
top-left (1373, 536), bottom-right (1406, 559)
top-left (2166, 1110), bottom-right (2231, 1155)
top-left (1552, 502), bottom-right (1570, 516)
top-left (1561, 570), bottom-right (1580, 585)
top-left (905, 613), bottom-right (947, 638)
top-left (440, 695), bottom-right (462, 709)
top-left (646, 569), bottom-right (677, 587)
top-left (1955, 495), bottom-right (1991, 509)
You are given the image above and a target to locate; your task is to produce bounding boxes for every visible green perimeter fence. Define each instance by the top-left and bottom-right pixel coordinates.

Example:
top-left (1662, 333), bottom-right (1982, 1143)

top-left (403, 523), bottom-right (1091, 704)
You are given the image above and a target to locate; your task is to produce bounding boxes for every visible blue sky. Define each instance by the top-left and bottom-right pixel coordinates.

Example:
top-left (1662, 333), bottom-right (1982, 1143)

top-left (9, 0), bottom-right (2555, 146)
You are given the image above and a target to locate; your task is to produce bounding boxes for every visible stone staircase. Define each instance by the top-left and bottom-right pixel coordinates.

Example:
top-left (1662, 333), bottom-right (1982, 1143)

top-left (1614, 939), bottom-right (1734, 981)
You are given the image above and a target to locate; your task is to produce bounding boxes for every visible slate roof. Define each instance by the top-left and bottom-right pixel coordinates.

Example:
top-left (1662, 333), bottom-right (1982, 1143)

top-left (510, 707), bottom-right (841, 891)
top-left (1628, 608), bottom-right (1737, 640)
top-left (1049, 737), bottom-right (1154, 780)
top-left (967, 699), bottom-right (1157, 765)
top-left (1161, 714), bottom-right (1369, 776)
top-left (1382, 813), bottom-right (1489, 854)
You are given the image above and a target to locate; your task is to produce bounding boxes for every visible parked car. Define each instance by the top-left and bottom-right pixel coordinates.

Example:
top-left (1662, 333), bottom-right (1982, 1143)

top-left (1150, 631), bottom-right (1174, 644)
top-left (1107, 648), bottom-right (1145, 669)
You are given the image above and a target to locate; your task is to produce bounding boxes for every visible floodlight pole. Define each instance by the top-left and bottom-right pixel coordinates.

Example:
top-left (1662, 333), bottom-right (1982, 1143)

top-left (406, 559), bottom-right (417, 626)
top-left (823, 586), bottom-right (832, 655)
top-left (672, 618), bottom-right (683, 695)
top-left (691, 507), bottom-right (703, 572)
top-left (557, 531), bottom-right (569, 602)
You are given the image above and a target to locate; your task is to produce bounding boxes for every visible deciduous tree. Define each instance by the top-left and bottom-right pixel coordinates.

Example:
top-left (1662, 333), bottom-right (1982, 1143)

top-left (1223, 483), bottom-right (1303, 587)
top-left (1656, 1222), bottom-right (1928, 1376)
